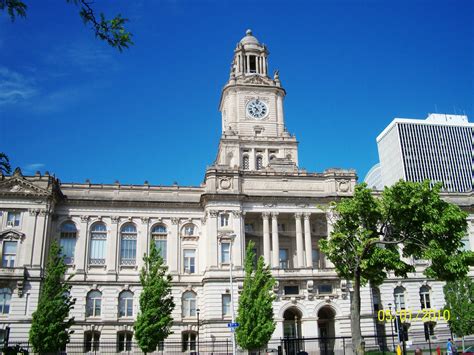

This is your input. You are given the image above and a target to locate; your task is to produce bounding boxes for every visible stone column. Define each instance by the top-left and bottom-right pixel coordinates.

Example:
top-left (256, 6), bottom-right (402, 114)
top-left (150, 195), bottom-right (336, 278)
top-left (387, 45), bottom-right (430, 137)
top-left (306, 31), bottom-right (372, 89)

top-left (168, 218), bottom-right (179, 273)
top-left (207, 210), bottom-right (219, 269)
top-left (137, 217), bottom-right (149, 271)
top-left (32, 209), bottom-right (47, 267)
top-left (303, 213), bottom-right (312, 268)
top-left (276, 94), bottom-right (284, 135)
top-left (107, 217), bottom-right (118, 275)
top-left (246, 55), bottom-right (250, 73)
top-left (262, 212), bottom-right (271, 265)
top-left (232, 211), bottom-right (243, 267)
top-left (295, 213), bottom-right (304, 268)
top-left (271, 212), bottom-right (279, 268)
top-left (325, 212), bottom-right (335, 268)
top-left (76, 215), bottom-right (90, 274)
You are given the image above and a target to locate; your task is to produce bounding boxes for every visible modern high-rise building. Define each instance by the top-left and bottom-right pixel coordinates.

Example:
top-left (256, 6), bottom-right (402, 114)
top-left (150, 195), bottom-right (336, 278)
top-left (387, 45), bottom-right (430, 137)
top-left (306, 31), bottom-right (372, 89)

top-left (376, 113), bottom-right (473, 192)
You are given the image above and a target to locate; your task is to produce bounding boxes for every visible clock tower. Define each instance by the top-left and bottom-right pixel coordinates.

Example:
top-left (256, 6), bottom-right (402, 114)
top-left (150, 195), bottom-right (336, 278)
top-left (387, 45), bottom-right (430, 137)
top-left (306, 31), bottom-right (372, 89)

top-left (215, 30), bottom-right (299, 172)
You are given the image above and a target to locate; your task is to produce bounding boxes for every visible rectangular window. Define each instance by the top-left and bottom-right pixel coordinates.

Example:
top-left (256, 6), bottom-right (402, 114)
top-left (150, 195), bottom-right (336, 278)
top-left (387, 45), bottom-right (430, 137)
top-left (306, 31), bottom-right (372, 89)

top-left (318, 284), bottom-right (333, 294)
top-left (117, 332), bottom-right (132, 352)
top-left (89, 235), bottom-right (106, 265)
top-left (84, 332), bottom-right (100, 353)
top-left (279, 249), bottom-right (289, 269)
top-left (120, 238), bottom-right (136, 265)
top-left (220, 213), bottom-right (229, 227)
top-left (312, 249), bottom-right (320, 268)
top-left (284, 285), bottom-right (299, 295)
top-left (154, 239), bottom-right (167, 262)
top-left (184, 249), bottom-right (196, 274)
top-left (60, 237), bottom-right (76, 264)
top-left (222, 294), bottom-right (231, 317)
top-left (278, 223), bottom-right (286, 232)
top-left (245, 223), bottom-right (254, 233)
top-left (221, 242), bottom-right (230, 264)
top-left (182, 332), bottom-right (196, 352)
top-left (2, 241), bottom-right (17, 268)
top-left (6, 212), bottom-right (21, 227)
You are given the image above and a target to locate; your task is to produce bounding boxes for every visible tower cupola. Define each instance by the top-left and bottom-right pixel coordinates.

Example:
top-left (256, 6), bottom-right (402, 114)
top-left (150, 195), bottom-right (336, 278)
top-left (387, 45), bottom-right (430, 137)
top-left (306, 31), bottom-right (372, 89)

top-left (232, 29), bottom-right (269, 77)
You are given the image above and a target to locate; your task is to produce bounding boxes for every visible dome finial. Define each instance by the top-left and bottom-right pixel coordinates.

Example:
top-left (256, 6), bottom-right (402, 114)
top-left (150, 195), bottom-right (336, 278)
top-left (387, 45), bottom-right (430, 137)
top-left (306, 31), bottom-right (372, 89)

top-left (246, 29), bottom-right (252, 36)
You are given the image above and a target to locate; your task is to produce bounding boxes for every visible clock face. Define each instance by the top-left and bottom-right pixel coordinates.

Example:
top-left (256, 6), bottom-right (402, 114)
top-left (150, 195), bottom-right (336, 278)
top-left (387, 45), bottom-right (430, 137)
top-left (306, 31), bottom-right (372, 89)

top-left (246, 99), bottom-right (268, 119)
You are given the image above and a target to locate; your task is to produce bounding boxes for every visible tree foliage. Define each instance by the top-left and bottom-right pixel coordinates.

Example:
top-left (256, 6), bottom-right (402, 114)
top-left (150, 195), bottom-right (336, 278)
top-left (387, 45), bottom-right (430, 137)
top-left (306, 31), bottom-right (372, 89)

top-left (320, 181), bottom-right (472, 354)
top-left (1, 0), bottom-right (132, 51)
top-left (236, 240), bottom-right (276, 350)
top-left (443, 276), bottom-right (474, 337)
top-left (0, 153), bottom-right (11, 175)
top-left (29, 240), bottom-right (75, 353)
top-left (134, 243), bottom-right (175, 353)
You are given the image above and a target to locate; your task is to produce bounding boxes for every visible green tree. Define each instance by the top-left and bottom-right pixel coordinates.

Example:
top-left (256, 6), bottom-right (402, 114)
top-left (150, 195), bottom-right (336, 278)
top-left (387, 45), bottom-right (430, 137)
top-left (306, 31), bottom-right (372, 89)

top-left (134, 243), bottom-right (175, 353)
top-left (443, 276), bottom-right (474, 338)
top-left (1, 0), bottom-right (132, 51)
top-left (29, 240), bottom-right (75, 353)
top-left (320, 181), bottom-right (473, 355)
top-left (0, 153), bottom-right (11, 175)
top-left (236, 240), bottom-right (276, 350)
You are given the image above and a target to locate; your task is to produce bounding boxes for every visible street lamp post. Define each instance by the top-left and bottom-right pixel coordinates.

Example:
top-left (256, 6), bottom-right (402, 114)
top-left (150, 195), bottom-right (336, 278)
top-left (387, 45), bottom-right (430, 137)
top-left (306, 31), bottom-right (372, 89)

top-left (388, 303), bottom-right (395, 352)
top-left (197, 308), bottom-right (200, 355)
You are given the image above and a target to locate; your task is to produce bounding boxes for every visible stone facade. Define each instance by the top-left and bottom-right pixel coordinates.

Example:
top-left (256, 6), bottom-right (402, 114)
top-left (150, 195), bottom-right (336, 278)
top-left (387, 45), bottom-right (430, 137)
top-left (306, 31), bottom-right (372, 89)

top-left (0, 30), bottom-right (473, 352)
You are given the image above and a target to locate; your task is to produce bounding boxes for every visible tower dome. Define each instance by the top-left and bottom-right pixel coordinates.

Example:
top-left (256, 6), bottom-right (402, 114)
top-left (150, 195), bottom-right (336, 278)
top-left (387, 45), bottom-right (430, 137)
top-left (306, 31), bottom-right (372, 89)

top-left (232, 29), bottom-right (269, 77)
top-left (240, 29), bottom-right (260, 46)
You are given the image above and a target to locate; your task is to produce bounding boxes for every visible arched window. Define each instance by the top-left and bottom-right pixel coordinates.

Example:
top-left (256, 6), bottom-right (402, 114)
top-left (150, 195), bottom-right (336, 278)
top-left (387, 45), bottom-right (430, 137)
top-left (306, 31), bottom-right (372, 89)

top-left (152, 224), bottom-right (167, 261)
top-left (86, 290), bottom-right (102, 317)
top-left (118, 290), bottom-right (134, 317)
top-left (182, 331), bottom-right (197, 352)
top-left (183, 224), bottom-right (196, 236)
top-left (256, 155), bottom-right (263, 170)
top-left (0, 288), bottom-right (12, 314)
top-left (182, 291), bottom-right (196, 317)
top-left (89, 223), bottom-right (107, 265)
top-left (117, 331), bottom-right (133, 352)
top-left (84, 331), bottom-right (100, 352)
top-left (394, 286), bottom-right (406, 310)
top-left (120, 224), bottom-right (137, 265)
top-left (60, 221), bottom-right (77, 264)
top-left (242, 155), bottom-right (249, 170)
top-left (419, 286), bottom-right (431, 309)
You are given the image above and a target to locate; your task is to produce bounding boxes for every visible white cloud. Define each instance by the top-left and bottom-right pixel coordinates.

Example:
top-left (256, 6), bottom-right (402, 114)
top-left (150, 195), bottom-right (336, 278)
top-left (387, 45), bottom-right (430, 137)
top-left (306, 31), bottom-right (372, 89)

top-left (22, 163), bottom-right (45, 174)
top-left (0, 66), bottom-right (37, 106)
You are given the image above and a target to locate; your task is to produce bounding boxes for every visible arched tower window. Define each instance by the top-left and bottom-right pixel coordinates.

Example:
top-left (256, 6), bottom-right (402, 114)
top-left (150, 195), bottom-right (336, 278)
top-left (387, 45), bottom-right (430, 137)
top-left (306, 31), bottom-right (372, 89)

top-left (120, 224), bottom-right (137, 266)
top-left (86, 290), bottom-right (102, 317)
top-left (394, 286), bottom-right (406, 310)
top-left (419, 285), bottom-right (431, 309)
top-left (242, 155), bottom-right (249, 170)
top-left (118, 290), bottom-right (134, 317)
top-left (256, 155), bottom-right (263, 170)
top-left (182, 291), bottom-right (197, 317)
top-left (60, 221), bottom-right (77, 264)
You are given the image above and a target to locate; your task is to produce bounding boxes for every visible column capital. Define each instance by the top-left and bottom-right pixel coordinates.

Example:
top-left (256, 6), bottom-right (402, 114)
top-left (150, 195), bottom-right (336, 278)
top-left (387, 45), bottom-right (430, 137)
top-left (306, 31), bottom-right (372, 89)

top-left (80, 215), bottom-right (90, 223)
top-left (262, 212), bottom-right (270, 219)
top-left (303, 212), bottom-right (311, 220)
top-left (271, 211), bottom-right (279, 218)
top-left (294, 212), bottom-right (303, 219)
top-left (110, 215), bottom-right (119, 224)
top-left (208, 210), bottom-right (219, 218)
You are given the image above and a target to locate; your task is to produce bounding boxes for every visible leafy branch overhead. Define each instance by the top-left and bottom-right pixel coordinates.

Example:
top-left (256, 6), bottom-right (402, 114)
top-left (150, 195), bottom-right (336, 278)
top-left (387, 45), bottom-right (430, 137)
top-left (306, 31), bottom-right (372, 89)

top-left (1, 0), bottom-right (133, 51)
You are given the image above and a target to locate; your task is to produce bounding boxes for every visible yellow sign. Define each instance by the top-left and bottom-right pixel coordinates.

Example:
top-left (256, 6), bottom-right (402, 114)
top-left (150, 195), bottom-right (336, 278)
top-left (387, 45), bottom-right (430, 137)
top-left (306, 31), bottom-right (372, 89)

top-left (396, 344), bottom-right (402, 355)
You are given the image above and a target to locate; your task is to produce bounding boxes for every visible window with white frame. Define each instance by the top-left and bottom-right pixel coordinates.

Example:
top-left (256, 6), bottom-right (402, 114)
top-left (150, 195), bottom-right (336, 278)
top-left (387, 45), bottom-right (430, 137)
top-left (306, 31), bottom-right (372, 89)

top-left (182, 291), bottom-right (196, 317)
top-left (183, 249), bottom-right (196, 273)
top-left (0, 288), bottom-right (12, 314)
top-left (60, 221), bottom-right (77, 264)
top-left (242, 155), bottom-right (249, 170)
top-left (183, 224), bottom-right (195, 236)
top-left (6, 211), bottom-right (20, 227)
top-left (118, 290), bottom-right (134, 317)
top-left (86, 290), bottom-right (102, 317)
top-left (120, 224), bottom-right (137, 265)
top-left (256, 155), bottom-right (263, 170)
top-left (181, 331), bottom-right (197, 352)
top-left (84, 331), bottom-right (100, 353)
top-left (394, 286), bottom-right (406, 310)
top-left (419, 286), bottom-right (431, 309)
top-left (89, 223), bottom-right (107, 265)
top-left (152, 225), bottom-right (167, 262)
top-left (2, 241), bottom-right (17, 268)
top-left (220, 213), bottom-right (229, 227)
top-left (117, 331), bottom-right (132, 352)
top-left (279, 248), bottom-right (289, 269)
top-left (222, 294), bottom-right (231, 317)
top-left (221, 242), bottom-right (230, 264)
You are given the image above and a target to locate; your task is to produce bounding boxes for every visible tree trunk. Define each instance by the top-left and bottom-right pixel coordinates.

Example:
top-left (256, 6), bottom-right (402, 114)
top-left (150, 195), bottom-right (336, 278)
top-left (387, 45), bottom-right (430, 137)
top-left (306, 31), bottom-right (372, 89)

top-left (351, 271), bottom-right (365, 355)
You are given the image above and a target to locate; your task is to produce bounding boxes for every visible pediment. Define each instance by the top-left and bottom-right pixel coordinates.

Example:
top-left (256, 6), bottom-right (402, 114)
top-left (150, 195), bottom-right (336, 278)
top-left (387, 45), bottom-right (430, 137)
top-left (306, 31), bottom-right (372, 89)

top-left (240, 75), bottom-right (274, 86)
top-left (0, 229), bottom-right (25, 241)
top-left (0, 177), bottom-right (51, 197)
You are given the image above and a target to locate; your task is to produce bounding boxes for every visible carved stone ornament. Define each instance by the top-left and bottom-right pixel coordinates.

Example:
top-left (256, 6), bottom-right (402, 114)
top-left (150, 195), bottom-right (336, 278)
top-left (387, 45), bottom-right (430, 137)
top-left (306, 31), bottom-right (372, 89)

top-left (200, 217), bottom-right (207, 225)
top-left (307, 280), bottom-right (314, 293)
top-left (232, 210), bottom-right (241, 217)
top-left (262, 211), bottom-right (270, 219)
top-left (219, 177), bottom-right (232, 190)
top-left (209, 210), bottom-right (219, 218)
top-left (80, 215), bottom-right (90, 223)
top-left (171, 217), bottom-right (179, 225)
top-left (141, 216), bottom-right (150, 224)
top-left (110, 216), bottom-right (119, 224)
top-left (29, 209), bottom-right (39, 216)
top-left (38, 209), bottom-right (48, 216)
top-left (337, 179), bottom-right (350, 192)
top-left (0, 175), bottom-right (51, 197)
top-left (0, 229), bottom-right (25, 242)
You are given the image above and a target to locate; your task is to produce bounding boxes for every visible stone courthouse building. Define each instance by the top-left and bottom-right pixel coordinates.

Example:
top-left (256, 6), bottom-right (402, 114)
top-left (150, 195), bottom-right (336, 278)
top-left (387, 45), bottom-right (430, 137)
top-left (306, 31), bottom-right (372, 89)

top-left (0, 30), bottom-right (472, 353)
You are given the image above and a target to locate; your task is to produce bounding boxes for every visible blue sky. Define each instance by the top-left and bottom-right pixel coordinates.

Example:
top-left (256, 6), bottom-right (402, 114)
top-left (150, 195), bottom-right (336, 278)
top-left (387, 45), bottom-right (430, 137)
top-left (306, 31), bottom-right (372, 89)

top-left (1, 0), bottom-right (473, 186)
